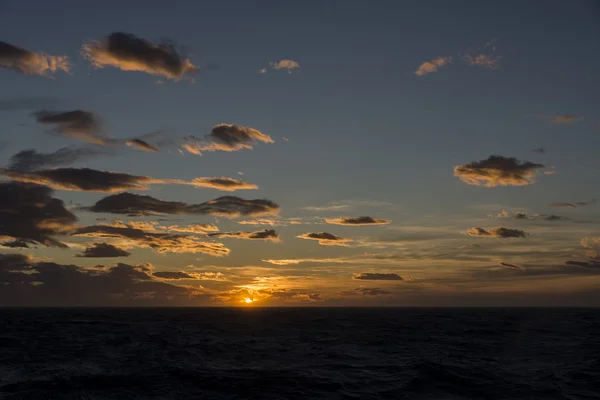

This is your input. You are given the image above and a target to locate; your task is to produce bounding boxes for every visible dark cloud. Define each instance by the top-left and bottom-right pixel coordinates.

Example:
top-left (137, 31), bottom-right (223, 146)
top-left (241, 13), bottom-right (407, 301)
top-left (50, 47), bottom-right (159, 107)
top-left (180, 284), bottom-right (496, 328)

top-left (0, 239), bottom-right (34, 249)
top-left (297, 232), bottom-right (353, 246)
top-left (2, 168), bottom-right (257, 193)
top-left (0, 40), bottom-right (70, 77)
top-left (325, 216), bottom-right (390, 226)
top-left (544, 215), bottom-right (567, 221)
top-left (0, 182), bottom-right (76, 247)
top-left (499, 262), bottom-right (524, 269)
top-left (153, 271), bottom-right (198, 280)
top-left (454, 155), bottom-right (545, 187)
top-left (0, 256), bottom-right (208, 306)
top-left (532, 147), bottom-right (546, 154)
top-left (353, 273), bottom-right (404, 281)
top-left (126, 138), bottom-right (159, 152)
top-left (354, 288), bottom-right (391, 296)
top-left (82, 32), bottom-right (198, 80)
top-left (547, 202), bottom-right (576, 208)
top-left (0, 97), bottom-right (62, 112)
top-left (467, 227), bottom-right (527, 238)
top-left (8, 147), bottom-right (102, 171)
top-left (575, 199), bottom-right (597, 206)
top-left (85, 193), bottom-right (280, 217)
top-left (34, 110), bottom-right (116, 145)
top-left (183, 123), bottom-right (274, 155)
top-left (208, 229), bottom-right (279, 241)
top-left (71, 224), bottom-right (230, 256)
top-left (76, 242), bottom-right (131, 258)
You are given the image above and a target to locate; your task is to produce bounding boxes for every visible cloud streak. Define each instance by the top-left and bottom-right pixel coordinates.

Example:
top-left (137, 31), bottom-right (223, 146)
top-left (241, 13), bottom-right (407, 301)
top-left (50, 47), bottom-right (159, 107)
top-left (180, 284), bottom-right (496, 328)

top-left (467, 227), bottom-right (527, 239)
top-left (208, 229), bottom-right (280, 241)
top-left (326, 216), bottom-right (390, 226)
top-left (353, 273), bottom-right (404, 281)
top-left (296, 232), bottom-right (353, 247)
top-left (82, 32), bottom-right (198, 80)
top-left (183, 123), bottom-right (274, 155)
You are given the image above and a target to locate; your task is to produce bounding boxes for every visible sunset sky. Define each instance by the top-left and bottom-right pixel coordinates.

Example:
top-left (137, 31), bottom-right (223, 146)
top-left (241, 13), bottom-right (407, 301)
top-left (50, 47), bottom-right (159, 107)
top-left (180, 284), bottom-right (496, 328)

top-left (1, 0), bottom-right (599, 306)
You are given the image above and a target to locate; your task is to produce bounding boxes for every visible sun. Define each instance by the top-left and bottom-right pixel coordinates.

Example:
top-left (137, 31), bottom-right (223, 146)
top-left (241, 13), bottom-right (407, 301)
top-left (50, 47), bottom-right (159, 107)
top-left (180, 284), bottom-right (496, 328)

top-left (244, 298), bottom-right (254, 304)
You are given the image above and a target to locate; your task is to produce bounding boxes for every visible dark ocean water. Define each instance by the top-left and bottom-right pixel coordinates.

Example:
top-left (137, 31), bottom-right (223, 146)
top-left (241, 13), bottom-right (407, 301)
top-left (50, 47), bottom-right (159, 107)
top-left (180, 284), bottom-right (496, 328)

top-left (1, 308), bottom-right (599, 400)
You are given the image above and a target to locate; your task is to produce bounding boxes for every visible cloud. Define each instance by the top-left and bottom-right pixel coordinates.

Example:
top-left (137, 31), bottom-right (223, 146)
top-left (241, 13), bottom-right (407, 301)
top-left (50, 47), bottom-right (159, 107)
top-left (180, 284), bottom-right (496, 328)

top-left (0, 182), bottom-right (77, 248)
top-left (454, 155), bottom-right (545, 187)
top-left (352, 287), bottom-right (391, 296)
top-left (71, 224), bottom-right (230, 256)
top-left (152, 271), bottom-right (198, 280)
top-left (2, 168), bottom-right (258, 192)
top-left (125, 138), bottom-right (159, 152)
top-left (325, 216), bottom-right (390, 226)
top-left (353, 273), bottom-right (404, 281)
top-left (0, 40), bottom-right (70, 77)
top-left (532, 147), bottom-right (546, 154)
top-left (81, 32), bottom-right (198, 80)
top-left (166, 224), bottom-right (219, 233)
top-left (258, 68), bottom-right (267, 74)
top-left (208, 229), bottom-right (279, 241)
top-left (266, 59), bottom-right (301, 73)
top-left (76, 242), bottom-right (131, 258)
top-left (461, 54), bottom-right (502, 69)
top-left (182, 123), bottom-right (274, 155)
top-left (544, 215), bottom-right (567, 221)
top-left (537, 114), bottom-right (580, 124)
top-left (499, 262), bottom-right (524, 269)
top-left (466, 227), bottom-right (527, 238)
top-left (414, 56), bottom-right (452, 76)
top-left (34, 110), bottom-right (115, 145)
top-left (8, 147), bottom-right (102, 171)
top-left (303, 199), bottom-right (395, 211)
top-left (576, 199), bottom-right (597, 206)
top-left (547, 202), bottom-right (576, 208)
top-left (85, 192), bottom-right (280, 217)
top-left (0, 257), bottom-right (209, 306)
top-left (190, 177), bottom-right (258, 191)
top-left (296, 232), bottom-right (353, 246)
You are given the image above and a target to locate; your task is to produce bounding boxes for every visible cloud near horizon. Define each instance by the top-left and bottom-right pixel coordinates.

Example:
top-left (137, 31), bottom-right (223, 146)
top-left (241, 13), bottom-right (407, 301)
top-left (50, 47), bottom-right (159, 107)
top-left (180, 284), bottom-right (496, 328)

top-left (414, 56), bottom-right (452, 76)
top-left (326, 216), bottom-right (390, 226)
top-left (0, 40), bottom-right (71, 77)
top-left (82, 32), bottom-right (198, 80)
top-left (467, 227), bottom-right (527, 239)
top-left (353, 273), bottom-right (405, 281)
top-left (183, 123), bottom-right (274, 155)
top-left (2, 168), bottom-right (257, 192)
top-left (84, 192), bottom-right (280, 217)
top-left (454, 155), bottom-right (545, 187)
top-left (296, 232), bottom-right (353, 247)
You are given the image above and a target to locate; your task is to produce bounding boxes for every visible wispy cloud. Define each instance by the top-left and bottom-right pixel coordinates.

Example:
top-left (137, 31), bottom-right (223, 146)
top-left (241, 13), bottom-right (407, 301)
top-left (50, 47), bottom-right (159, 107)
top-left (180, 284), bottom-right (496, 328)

top-left (208, 229), bottom-right (280, 241)
top-left (325, 216), bottom-right (390, 226)
top-left (466, 227), bottom-right (528, 239)
top-left (296, 232), bottom-right (353, 247)
top-left (182, 123), bottom-right (274, 155)
top-left (8, 147), bottom-right (103, 171)
top-left (414, 56), bottom-right (452, 76)
top-left (461, 54), bottom-right (502, 69)
top-left (34, 110), bottom-right (114, 146)
top-left (82, 32), bottom-right (198, 80)
top-left (537, 114), bottom-right (581, 124)
top-left (260, 59), bottom-right (301, 74)
top-left (0, 40), bottom-right (70, 77)
top-left (454, 155), bottom-right (545, 187)
top-left (353, 273), bottom-right (405, 281)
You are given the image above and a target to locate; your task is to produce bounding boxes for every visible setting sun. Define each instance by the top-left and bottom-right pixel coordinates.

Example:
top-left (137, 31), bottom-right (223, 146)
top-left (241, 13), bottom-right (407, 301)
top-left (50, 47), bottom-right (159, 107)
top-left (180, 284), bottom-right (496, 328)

top-left (244, 298), bottom-right (254, 304)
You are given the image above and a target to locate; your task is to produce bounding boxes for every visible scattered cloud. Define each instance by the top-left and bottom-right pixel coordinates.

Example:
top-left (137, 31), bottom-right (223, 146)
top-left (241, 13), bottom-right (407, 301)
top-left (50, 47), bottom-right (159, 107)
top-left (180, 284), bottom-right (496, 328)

top-left (466, 227), bottom-right (527, 239)
top-left (0, 40), bottom-right (70, 77)
top-left (152, 271), bottom-right (199, 280)
top-left (166, 224), bottom-right (219, 233)
top-left (261, 59), bottom-right (300, 73)
top-left (303, 199), bottom-right (395, 212)
top-left (326, 216), bottom-right (390, 226)
top-left (296, 232), bottom-right (353, 247)
top-left (532, 147), bottom-right (546, 154)
top-left (353, 273), bottom-right (404, 281)
top-left (76, 242), bottom-right (131, 258)
top-left (414, 56), bottom-right (452, 76)
top-left (34, 110), bottom-right (115, 146)
top-left (7, 147), bottom-right (103, 171)
top-left (454, 155), bottom-right (545, 187)
top-left (351, 287), bottom-right (391, 296)
top-left (84, 192), bottom-right (280, 217)
top-left (0, 182), bottom-right (77, 248)
top-left (125, 138), bottom-right (159, 152)
top-left (81, 32), bottom-right (198, 80)
top-left (182, 123), bottom-right (274, 155)
top-left (461, 54), bottom-right (502, 69)
top-left (208, 229), bottom-right (279, 241)
top-left (576, 199), bottom-right (597, 206)
top-left (537, 114), bottom-right (581, 124)
top-left (2, 168), bottom-right (258, 192)
top-left (499, 262), bottom-right (524, 269)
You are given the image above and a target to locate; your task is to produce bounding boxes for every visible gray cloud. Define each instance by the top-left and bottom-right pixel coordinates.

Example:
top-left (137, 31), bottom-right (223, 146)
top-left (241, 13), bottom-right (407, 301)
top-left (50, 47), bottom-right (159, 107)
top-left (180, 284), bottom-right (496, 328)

top-left (0, 41), bottom-right (70, 77)
top-left (354, 287), bottom-right (391, 296)
top-left (326, 216), bottom-right (390, 226)
top-left (353, 273), bottom-right (404, 281)
top-left (454, 155), bottom-right (545, 187)
top-left (467, 227), bottom-right (527, 239)
top-left (0, 182), bottom-right (77, 248)
top-left (532, 147), bottom-right (546, 154)
top-left (499, 262), bottom-right (524, 269)
top-left (34, 110), bottom-right (115, 145)
top-left (8, 147), bottom-right (102, 171)
top-left (547, 202), bottom-right (576, 208)
top-left (207, 229), bottom-right (279, 241)
top-left (183, 123), bottom-right (274, 155)
top-left (125, 138), bottom-right (159, 152)
top-left (85, 193), bottom-right (280, 217)
top-left (76, 242), bottom-right (131, 258)
top-left (296, 232), bottom-right (353, 246)
top-left (82, 32), bottom-right (198, 80)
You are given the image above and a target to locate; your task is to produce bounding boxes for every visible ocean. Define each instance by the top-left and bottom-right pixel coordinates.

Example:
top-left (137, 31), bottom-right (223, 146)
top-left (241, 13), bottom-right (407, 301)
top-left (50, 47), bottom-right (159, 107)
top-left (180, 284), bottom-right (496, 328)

top-left (0, 308), bottom-right (599, 399)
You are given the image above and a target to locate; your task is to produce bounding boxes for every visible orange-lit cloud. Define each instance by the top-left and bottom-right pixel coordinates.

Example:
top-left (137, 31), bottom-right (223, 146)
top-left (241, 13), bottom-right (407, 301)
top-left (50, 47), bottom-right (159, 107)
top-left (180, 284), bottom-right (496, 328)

top-left (190, 177), bottom-right (258, 191)
top-left (82, 32), bottom-right (198, 80)
top-left (326, 216), bottom-right (390, 226)
top-left (537, 114), bottom-right (581, 124)
top-left (126, 138), bottom-right (160, 152)
top-left (260, 59), bottom-right (301, 74)
top-left (208, 229), bottom-right (280, 241)
top-left (296, 232), bottom-right (353, 246)
top-left (0, 40), bottom-right (70, 77)
top-left (466, 227), bottom-right (527, 239)
top-left (183, 123), bottom-right (274, 155)
top-left (76, 242), bottom-right (131, 258)
top-left (353, 273), bottom-right (404, 281)
top-left (414, 56), bottom-right (452, 76)
top-left (461, 54), bottom-right (502, 69)
top-left (454, 155), bottom-right (545, 187)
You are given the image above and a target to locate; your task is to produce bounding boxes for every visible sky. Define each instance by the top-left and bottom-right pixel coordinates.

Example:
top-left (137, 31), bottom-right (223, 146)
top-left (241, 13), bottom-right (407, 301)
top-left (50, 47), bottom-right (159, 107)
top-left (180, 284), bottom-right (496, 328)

top-left (1, 0), bottom-right (599, 306)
